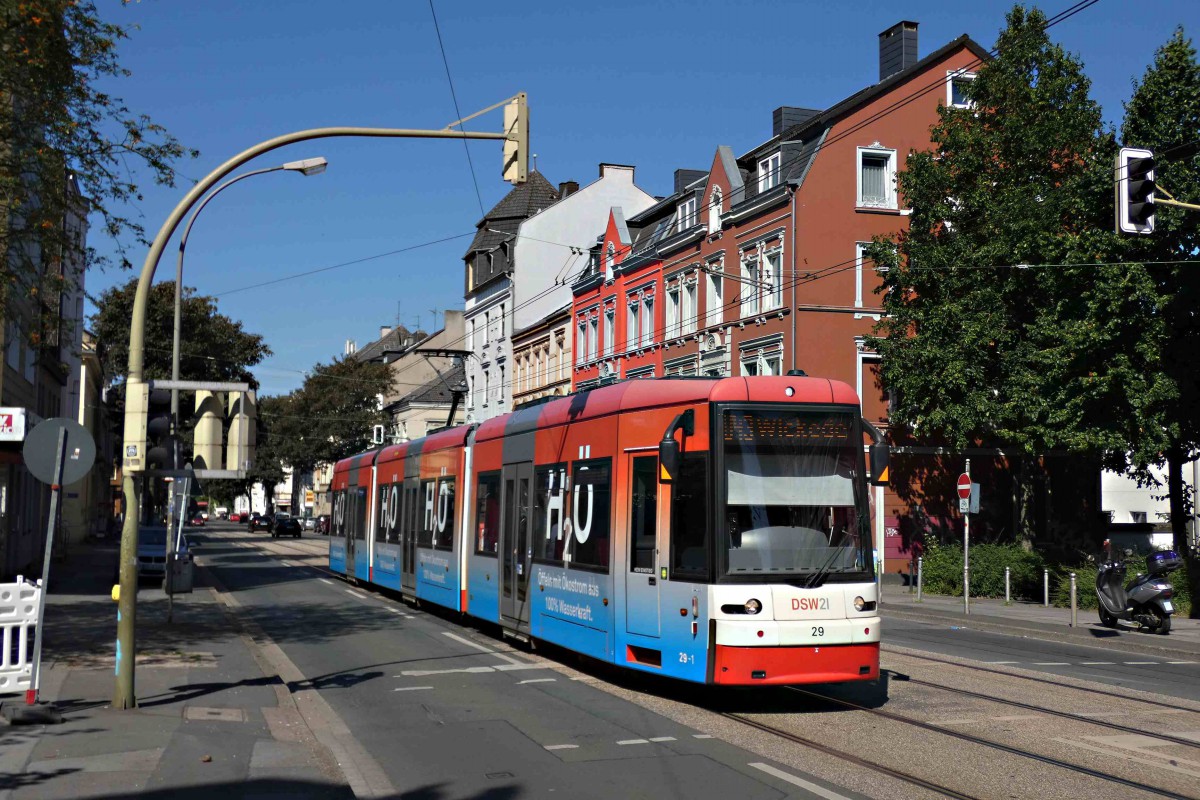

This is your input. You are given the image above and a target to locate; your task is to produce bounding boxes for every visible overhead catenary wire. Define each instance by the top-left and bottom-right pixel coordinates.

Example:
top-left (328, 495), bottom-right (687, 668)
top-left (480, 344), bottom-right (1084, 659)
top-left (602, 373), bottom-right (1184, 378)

top-left (428, 0), bottom-right (485, 218)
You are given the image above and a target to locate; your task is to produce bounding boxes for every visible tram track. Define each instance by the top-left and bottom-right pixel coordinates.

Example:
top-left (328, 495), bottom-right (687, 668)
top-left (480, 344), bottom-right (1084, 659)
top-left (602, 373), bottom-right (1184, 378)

top-left (781, 684), bottom-right (1194, 800)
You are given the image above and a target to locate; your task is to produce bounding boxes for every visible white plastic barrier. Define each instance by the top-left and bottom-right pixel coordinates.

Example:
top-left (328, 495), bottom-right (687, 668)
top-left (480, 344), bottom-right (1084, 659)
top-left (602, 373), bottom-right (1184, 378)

top-left (0, 576), bottom-right (41, 695)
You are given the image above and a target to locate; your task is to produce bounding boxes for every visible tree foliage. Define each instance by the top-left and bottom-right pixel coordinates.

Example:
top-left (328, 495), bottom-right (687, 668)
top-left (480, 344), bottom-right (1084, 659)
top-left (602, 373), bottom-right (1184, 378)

top-left (868, 6), bottom-right (1172, 472)
top-left (0, 1), bottom-right (196, 284)
top-left (91, 278), bottom-right (271, 385)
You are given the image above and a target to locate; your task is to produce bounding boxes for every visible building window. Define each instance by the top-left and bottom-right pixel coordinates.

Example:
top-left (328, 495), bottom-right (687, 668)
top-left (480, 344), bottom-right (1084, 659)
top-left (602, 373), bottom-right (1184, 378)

top-left (482, 312), bottom-right (490, 345)
top-left (627, 299), bottom-right (639, 350)
top-left (855, 242), bottom-right (869, 308)
top-left (576, 320), bottom-right (586, 365)
top-left (603, 308), bottom-right (614, 356)
top-left (677, 197), bottom-right (697, 232)
top-left (707, 187), bottom-right (723, 234)
top-left (641, 296), bottom-right (654, 349)
top-left (946, 69), bottom-right (976, 109)
top-left (605, 243), bottom-right (615, 282)
top-left (587, 317), bottom-right (598, 362)
top-left (762, 250), bottom-right (782, 311)
top-left (706, 269), bottom-right (723, 327)
top-left (758, 152), bottom-right (781, 193)
top-left (682, 279), bottom-right (697, 334)
top-left (857, 146), bottom-right (897, 209)
top-left (498, 364), bottom-right (505, 402)
top-left (482, 368), bottom-right (490, 404)
top-left (666, 286), bottom-right (681, 340)
top-left (468, 319), bottom-right (475, 351)
top-left (498, 303), bottom-right (506, 339)
top-left (741, 257), bottom-right (760, 317)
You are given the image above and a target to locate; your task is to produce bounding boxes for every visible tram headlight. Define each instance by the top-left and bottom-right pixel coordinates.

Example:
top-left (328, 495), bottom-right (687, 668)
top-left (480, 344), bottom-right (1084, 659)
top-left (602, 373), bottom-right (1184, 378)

top-left (744, 598), bottom-right (762, 615)
top-left (853, 595), bottom-right (866, 612)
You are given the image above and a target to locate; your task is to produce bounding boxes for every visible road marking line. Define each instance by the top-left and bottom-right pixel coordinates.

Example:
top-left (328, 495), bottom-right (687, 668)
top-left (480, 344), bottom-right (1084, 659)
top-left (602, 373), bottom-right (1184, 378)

top-left (345, 590), bottom-right (367, 599)
top-left (518, 678), bottom-right (556, 684)
top-left (1080, 661), bottom-right (1114, 665)
top-left (492, 664), bottom-right (551, 672)
top-left (987, 660), bottom-right (1020, 664)
top-left (544, 744), bottom-right (578, 751)
top-left (648, 736), bottom-right (676, 742)
top-left (992, 715), bottom-right (1042, 722)
top-left (318, 578), bottom-right (333, 585)
top-left (693, 734), bottom-right (715, 739)
top-left (748, 763), bottom-right (853, 800)
top-left (617, 739), bottom-right (649, 745)
top-left (393, 686), bottom-right (433, 692)
top-left (385, 608), bottom-right (404, 614)
top-left (1123, 661), bottom-right (1160, 665)
top-left (400, 666), bottom-right (496, 677)
top-left (492, 652), bottom-right (525, 665)
top-left (442, 631), bottom-right (494, 654)
top-left (1168, 661), bottom-right (1197, 665)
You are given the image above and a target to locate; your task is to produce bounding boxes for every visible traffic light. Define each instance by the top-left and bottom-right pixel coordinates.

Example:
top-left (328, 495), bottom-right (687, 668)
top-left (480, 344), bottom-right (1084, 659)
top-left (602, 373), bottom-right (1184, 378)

top-left (1116, 147), bottom-right (1155, 234)
top-left (502, 93), bottom-right (528, 185)
top-left (145, 388), bottom-right (176, 470)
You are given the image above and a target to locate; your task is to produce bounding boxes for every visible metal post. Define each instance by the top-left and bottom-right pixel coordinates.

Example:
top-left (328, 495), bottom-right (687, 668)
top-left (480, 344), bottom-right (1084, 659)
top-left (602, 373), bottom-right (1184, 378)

top-left (113, 474), bottom-right (139, 709)
top-left (165, 480), bottom-right (175, 623)
top-left (1043, 568), bottom-right (1049, 607)
top-left (25, 428), bottom-right (67, 706)
top-left (1004, 566), bottom-right (1011, 604)
top-left (963, 458), bottom-right (971, 615)
top-left (1069, 572), bottom-right (1078, 627)
top-left (916, 556), bottom-right (923, 602)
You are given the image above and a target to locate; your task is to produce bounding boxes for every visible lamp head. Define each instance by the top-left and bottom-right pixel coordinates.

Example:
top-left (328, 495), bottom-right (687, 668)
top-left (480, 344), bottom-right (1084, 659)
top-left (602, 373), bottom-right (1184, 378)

top-left (283, 157), bottom-right (328, 176)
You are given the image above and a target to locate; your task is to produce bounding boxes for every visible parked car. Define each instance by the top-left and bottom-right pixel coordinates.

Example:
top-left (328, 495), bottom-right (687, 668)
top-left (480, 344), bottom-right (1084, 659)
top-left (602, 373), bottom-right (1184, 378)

top-left (316, 514), bottom-right (330, 535)
top-left (136, 526), bottom-right (193, 581)
top-left (189, 515), bottom-right (206, 527)
top-left (250, 513), bottom-right (271, 532)
top-left (303, 516), bottom-right (316, 531)
top-left (229, 512), bottom-right (241, 523)
top-left (272, 514), bottom-right (302, 538)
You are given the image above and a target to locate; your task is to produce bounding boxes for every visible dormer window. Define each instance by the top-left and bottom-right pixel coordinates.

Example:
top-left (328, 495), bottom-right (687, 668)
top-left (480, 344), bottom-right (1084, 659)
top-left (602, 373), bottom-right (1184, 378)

top-left (707, 186), bottom-right (723, 234)
top-left (758, 152), bottom-right (781, 193)
top-left (676, 196), bottom-right (697, 232)
top-left (604, 242), bottom-right (615, 282)
top-left (946, 68), bottom-right (977, 109)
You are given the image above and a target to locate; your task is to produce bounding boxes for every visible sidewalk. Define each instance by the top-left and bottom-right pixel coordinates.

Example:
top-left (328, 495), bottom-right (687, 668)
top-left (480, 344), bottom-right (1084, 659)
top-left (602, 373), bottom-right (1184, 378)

top-left (880, 584), bottom-right (1200, 658)
top-left (0, 540), bottom-right (354, 800)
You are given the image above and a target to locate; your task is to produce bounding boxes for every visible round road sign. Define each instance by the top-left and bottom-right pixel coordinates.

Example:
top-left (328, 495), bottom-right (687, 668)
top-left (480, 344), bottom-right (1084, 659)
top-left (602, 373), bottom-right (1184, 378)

top-left (957, 473), bottom-right (972, 500)
top-left (22, 417), bottom-right (95, 486)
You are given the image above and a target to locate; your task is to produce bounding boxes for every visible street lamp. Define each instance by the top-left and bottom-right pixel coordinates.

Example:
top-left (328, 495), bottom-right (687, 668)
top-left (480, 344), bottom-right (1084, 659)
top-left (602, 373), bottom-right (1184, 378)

top-left (169, 156), bottom-right (328, 423)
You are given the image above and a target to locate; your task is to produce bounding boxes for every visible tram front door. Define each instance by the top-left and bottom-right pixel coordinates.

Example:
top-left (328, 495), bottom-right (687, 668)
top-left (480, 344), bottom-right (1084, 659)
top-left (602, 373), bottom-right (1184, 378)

top-left (500, 461), bottom-right (533, 625)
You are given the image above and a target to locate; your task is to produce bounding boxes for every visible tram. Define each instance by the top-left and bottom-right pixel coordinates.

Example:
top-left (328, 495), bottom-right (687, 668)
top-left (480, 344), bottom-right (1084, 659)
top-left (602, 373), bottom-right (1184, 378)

top-left (328, 376), bottom-right (888, 685)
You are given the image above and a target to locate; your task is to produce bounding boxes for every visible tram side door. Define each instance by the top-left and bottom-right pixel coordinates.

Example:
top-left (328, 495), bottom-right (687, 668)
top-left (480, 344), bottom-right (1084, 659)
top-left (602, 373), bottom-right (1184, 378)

top-left (625, 454), bottom-right (661, 638)
top-left (401, 477), bottom-right (418, 592)
top-left (500, 462), bottom-right (533, 624)
top-left (344, 484), bottom-right (358, 576)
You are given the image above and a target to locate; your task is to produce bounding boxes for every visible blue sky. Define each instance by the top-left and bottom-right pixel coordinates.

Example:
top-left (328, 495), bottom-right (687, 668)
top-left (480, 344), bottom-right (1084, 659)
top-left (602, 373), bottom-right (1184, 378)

top-left (88, 0), bottom-right (1198, 396)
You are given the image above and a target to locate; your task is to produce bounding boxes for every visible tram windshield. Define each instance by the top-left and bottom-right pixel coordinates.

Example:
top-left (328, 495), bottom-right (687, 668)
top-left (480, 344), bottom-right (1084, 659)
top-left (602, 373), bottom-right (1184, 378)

top-left (721, 408), bottom-right (873, 582)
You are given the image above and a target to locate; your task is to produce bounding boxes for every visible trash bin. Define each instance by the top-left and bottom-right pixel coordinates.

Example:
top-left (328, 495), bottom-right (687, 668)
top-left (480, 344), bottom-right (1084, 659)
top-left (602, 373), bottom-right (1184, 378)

top-left (163, 554), bottom-right (194, 593)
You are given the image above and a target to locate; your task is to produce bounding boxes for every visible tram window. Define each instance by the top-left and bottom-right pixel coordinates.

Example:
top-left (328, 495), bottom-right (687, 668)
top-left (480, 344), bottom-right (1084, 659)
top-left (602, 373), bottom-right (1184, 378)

top-left (353, 487), bottom-right (368, 540)
top-left (433, 477), bottom-right (455, 551)
top-left (377, 483), bottom-right (401, 544)
top-left (532, 464), bottom-right (567, 564)
top-left (474, 471), bottom-right (501, 556)
top-left (568, 458), bottom-right (611, 572)
top-left (630, 456), bottom-right (657, 573)
top-left (418, 479), bottom-right (436, 547)
top-left (332, 490), bottom-right (346, 538)
top-left (670, 454), bottom-right (710, 581)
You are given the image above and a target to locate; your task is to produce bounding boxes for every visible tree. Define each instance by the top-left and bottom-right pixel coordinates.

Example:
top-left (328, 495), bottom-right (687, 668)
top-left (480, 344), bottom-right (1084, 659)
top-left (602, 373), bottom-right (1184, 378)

top-left (868, 7), bottom-right (1173, 543)
top-left (0, 1), bottom-right (195, 297)
top-left (1121, 27), bottom-right (1200, 611)
top-left (91, 278), bottom-right (271, 386)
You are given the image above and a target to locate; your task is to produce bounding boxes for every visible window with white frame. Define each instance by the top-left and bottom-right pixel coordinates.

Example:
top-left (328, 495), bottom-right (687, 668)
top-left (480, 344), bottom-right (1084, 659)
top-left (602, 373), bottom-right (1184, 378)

top-left (666, 285), bottom-right (681, 339)
top-left (641, 296), bottom-right (654, 349)
top-left (758, 152), bottom-right (781, 193)
top-left (627, 297), bottom-right (639, 350)
top-left (855, 242), bottom-right (870, 308)
top-left (946, 68), bottom-right (976, 109)
top-left (677, 196), bottom-right (697, 232)
top-left (603, 307), bottom-right (614, 356)
top-left (741, 351), bottom-right (781, 376)
top-left (498, 303), bottom-right (506, 339)
top-left (762, 249), bottom-right (782, 311)
top-left (587, 317), bottom-right (598, 362)
top-left (605, 243), bottom-right (615, 282)
top-left (499, 364), bottom-right (505, 402)
top-left (857, 146), bottom-right (897, 209)
top-left (576, 320), bottom-right (586, 365)
top-left (708, 187), bottom-right (723, 234)
top-left (482, 312), bottom-right (490, 345)
top-left (741, 256), bottom-right (760, 317)
top-left (682, 278), bottom-right (697, 334)
top-left (482, 368), bottom-right (491, 404)
top-left (706, 268), bottom-right (723, 327)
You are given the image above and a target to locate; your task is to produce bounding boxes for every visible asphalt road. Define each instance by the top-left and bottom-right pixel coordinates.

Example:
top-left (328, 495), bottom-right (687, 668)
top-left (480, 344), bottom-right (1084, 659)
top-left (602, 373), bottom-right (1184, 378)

top-left (197, 527), bottom-right (872, 800)
top-left (883, 616), bottom-right (1200, 701)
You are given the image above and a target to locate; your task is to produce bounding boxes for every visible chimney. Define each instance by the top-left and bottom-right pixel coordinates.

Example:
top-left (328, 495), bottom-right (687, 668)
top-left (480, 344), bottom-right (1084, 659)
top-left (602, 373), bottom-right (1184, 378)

top-left (673, 169), bottom-right (708, 194)
top-left (345, 339), bottom-right (357, 355)
top-left (772, 106), bottom-right (822, 137)
top-left (879, 21), bottom-right (919, 81)
top-left (558, 180), bottom-right (579, 198)
top-left (379, 325), bottom-right (392, 339)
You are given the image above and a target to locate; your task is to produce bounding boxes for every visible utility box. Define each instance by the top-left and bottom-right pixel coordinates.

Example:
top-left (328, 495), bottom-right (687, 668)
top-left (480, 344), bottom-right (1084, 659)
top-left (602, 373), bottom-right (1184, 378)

top-left (164, 554), bottom-right (194, 594)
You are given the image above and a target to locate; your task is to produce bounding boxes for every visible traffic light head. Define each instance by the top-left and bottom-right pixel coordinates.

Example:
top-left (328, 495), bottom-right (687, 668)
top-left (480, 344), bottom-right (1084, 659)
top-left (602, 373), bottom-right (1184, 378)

top-left (502, 93), bottom-right (528, 186)
top-left (145, 388), bottom-right (177, 470)
top-left (1116, 147), bottom-right (1155, 235)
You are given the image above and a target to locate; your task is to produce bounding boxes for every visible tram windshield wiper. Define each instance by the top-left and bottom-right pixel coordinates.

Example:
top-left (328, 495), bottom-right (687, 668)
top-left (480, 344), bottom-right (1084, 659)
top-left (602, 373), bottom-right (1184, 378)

top-left (803, 530), bottom-right (856, 589)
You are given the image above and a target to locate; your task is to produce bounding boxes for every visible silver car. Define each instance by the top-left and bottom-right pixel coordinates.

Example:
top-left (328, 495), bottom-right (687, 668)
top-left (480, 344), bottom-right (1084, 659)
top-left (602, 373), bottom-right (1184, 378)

top-left (136, 526), bottom-right (192, 579)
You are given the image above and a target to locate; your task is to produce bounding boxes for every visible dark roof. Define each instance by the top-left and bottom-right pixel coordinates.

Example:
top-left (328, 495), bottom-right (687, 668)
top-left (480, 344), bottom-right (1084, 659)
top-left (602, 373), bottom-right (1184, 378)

top-left (463, 171), bottom-right (559, 256)
top-left (394, 364), bottom-right (466, 407)
top-left (354, 325), bottom-right (424, 363)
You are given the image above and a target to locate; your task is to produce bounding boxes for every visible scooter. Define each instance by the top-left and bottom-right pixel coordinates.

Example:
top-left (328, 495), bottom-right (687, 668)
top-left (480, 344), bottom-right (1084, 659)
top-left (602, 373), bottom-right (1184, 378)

top-left (1095, 540), bottom-right (1181, 635)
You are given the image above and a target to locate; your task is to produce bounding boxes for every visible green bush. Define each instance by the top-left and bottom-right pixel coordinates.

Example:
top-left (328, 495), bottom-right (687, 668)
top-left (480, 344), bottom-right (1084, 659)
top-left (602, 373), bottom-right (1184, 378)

top-left (918, 541), bottom-right (1045, 600)
top-left (1054, 556), bottom-right (1191, 616)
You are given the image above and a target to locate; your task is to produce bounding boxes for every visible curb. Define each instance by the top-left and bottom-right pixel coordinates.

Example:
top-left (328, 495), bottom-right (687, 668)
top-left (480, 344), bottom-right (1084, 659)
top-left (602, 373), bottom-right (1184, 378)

top-left (881, 605), bottom-right (1200, 660)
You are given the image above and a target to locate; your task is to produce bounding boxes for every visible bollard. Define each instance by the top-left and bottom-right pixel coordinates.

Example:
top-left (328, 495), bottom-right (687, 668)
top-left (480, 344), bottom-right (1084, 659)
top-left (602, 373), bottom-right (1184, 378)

top-left (916, 557), bottom-right (924, 602)
top-left (1043, 568), bottom-right (1050, 607)
top-left (1005, 566), bottom-right (1011, 604)
top-left (1069, 572), bottom-right (1078, 627)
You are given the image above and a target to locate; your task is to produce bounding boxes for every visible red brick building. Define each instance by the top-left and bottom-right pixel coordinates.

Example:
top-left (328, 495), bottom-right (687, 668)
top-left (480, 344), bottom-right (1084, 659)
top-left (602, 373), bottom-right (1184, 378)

top-left (571, 22), bottom-right (989, 572)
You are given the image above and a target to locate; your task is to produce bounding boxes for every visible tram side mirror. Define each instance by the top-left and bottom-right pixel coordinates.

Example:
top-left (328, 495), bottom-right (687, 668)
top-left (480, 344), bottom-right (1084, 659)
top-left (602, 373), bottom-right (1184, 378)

top-left (869, 443), bottom-right (890, 486)
top-left (659, 437), bottom-right (680, 482)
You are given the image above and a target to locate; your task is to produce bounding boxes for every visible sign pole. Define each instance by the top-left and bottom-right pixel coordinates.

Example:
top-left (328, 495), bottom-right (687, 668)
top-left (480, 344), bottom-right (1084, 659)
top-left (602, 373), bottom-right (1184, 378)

top-left (24, 428), bottom-right (67, 716)
top-left (963, 458), bottom-right (971, 615)
top-left (165, 479), bottom-right (175, 623)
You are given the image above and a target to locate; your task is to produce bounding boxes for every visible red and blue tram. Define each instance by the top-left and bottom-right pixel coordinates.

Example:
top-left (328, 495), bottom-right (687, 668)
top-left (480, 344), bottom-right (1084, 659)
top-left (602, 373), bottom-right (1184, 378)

top-left (328, 376), bottom-right (887, 685)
